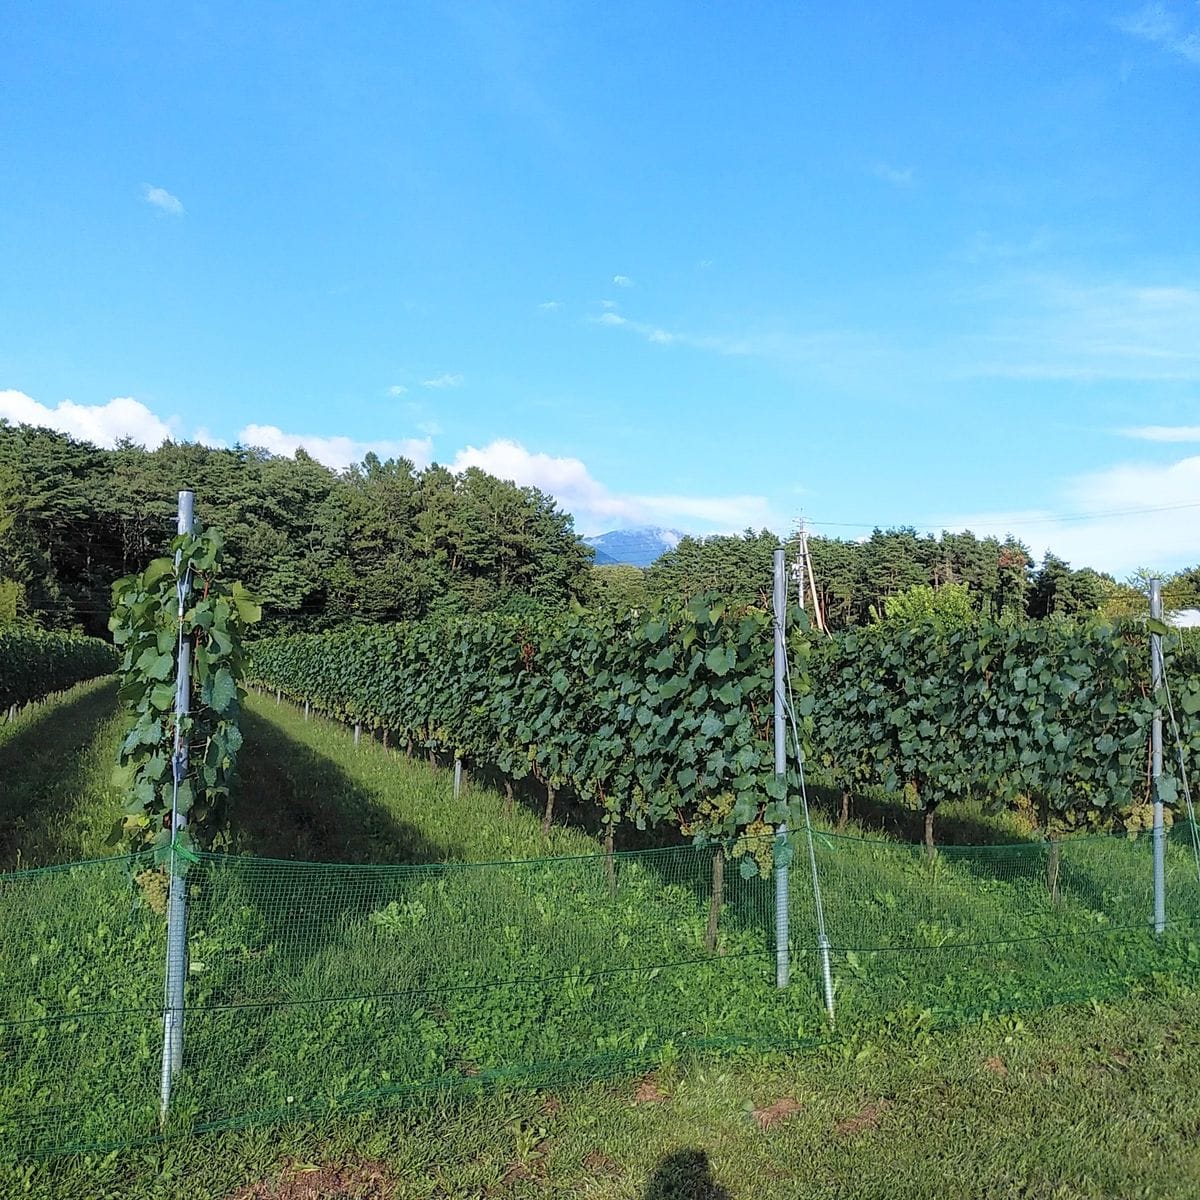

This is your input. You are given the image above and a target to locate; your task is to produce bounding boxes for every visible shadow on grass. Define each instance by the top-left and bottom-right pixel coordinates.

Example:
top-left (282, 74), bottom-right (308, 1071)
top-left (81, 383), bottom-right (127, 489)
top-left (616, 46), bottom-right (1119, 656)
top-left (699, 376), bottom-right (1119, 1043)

top-left (0, 679), bottom-right (119, 870)
top-left (807, 781), bottom-right (1028, 848)
top-left (644, 1149), bottom-right (731, 1199)
top-left (232, 707), bottom-right (459, 866)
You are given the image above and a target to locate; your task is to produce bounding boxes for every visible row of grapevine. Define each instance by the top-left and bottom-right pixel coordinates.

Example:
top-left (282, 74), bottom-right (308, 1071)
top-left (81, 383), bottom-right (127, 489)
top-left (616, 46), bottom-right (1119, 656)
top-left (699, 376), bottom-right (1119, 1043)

top-left (110, 527), bottom-right (261, 854)
top-left (0, 628), bottom-right (117, 710)
top-left (252, 606), bottom-right (1200, 851)
top-left (808, 618), bottom-right (1199, 846)
top-left (250, 596), bottom-right (813, 868)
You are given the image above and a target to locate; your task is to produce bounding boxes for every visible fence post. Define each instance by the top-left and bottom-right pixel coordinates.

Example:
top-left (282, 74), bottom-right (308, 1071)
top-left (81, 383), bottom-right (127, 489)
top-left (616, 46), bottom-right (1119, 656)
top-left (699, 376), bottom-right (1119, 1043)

top-left (1151, 579), bottom-right (1166, 936)
top-left (354, 722), bottom-right (361, 746)
top-left (773, 548), bottom-right (790, 988)
top-left (454, 757), bottom-right (463, 799)
top-left (160, 489), bottom-right (194, 1123)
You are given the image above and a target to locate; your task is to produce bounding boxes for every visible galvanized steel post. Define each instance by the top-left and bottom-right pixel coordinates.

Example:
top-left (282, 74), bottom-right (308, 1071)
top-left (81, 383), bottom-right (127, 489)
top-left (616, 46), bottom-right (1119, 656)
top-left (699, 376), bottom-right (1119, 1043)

top-left (1151, 579), bottom-right (1166, 936)
top-left (773, 548), bottom-right (790, 987)
top-left (160, 489), bottom-right (194, 1122)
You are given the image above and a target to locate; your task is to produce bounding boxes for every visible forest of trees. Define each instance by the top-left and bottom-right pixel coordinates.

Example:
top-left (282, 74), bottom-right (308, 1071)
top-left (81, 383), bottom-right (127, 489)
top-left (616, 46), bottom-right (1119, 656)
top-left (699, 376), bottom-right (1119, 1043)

top-left (0, 422), bottom-right (593, 635)
top-left (3, 419), bottom-right (1194, 638)
top-left (629, 528), bottom-right (1196, 628)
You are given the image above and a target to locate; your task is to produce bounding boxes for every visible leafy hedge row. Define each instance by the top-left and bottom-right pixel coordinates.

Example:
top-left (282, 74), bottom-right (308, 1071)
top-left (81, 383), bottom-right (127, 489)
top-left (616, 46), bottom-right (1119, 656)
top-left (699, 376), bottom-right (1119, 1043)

top-left (251, 607), bottom-right (1200, 850)
top-left (110, 528), bottom-right (261, 854)
top-left (250, 597), bottom-right (812, 863)
top-left (808, 618), bottom-right (1200, 844)
top-left (0, 628), bottom-right (117, 709)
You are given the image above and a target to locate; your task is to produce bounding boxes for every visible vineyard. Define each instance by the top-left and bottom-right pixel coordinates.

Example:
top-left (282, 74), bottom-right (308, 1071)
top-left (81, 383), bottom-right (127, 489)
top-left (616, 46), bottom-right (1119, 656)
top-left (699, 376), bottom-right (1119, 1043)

top-left (4, 585), bottom-right (1200, 1181)
top-left (0, 629), bottom-right (116, 712)
top-left (250, 606), bottom-right (1200, 848)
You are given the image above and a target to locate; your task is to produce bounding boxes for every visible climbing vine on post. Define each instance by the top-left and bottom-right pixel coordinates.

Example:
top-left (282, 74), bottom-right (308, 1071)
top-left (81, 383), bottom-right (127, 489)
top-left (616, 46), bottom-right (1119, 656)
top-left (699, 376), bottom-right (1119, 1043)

top-left (110, 526), bottom-right (260, 855)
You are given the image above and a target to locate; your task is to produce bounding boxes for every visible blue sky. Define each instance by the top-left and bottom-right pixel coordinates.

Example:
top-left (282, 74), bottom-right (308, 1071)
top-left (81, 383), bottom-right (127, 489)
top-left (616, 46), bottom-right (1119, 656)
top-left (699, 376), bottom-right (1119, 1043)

top-left (2, 1), bottom-right (1199, 574)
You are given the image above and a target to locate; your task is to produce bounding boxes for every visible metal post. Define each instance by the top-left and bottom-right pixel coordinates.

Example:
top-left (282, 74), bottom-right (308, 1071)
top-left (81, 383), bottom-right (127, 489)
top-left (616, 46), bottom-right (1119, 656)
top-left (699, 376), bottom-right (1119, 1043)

top-left (304, 699), bottom-right (310, 720)
top-left (1151, 579), bottom-right (1166, 936)
top-left (454, 757), bottom-right (463, 799)
top-left (773, 548), bottom-right (790, 987)
top-left (160, 489), bottom-right (194, 1122)
top-left (354, 722), bottom-right (361, 746)
top-left (275, 687), bottom-right (280, 705)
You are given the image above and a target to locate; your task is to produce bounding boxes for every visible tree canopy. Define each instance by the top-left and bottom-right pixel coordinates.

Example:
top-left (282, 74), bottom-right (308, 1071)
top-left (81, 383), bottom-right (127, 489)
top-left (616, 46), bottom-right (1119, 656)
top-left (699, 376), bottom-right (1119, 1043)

top-left (0, 422), bottom-right (593, 635)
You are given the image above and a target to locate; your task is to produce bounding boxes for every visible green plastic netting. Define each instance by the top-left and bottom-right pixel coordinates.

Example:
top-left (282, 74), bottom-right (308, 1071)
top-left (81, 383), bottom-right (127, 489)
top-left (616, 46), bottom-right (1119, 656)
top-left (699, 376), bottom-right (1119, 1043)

top-left (3, 827), bottom-right (1199, 1157)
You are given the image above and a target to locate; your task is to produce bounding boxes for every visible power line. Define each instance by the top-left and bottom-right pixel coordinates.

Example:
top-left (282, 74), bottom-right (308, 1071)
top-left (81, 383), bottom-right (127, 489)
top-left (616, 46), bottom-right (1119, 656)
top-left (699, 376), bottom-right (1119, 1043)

top-left (803, 500), bottom-right (1200, 535)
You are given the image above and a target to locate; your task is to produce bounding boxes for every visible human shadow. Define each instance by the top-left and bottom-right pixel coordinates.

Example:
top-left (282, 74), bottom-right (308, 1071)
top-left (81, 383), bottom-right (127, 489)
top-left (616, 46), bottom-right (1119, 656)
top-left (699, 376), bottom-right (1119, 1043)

top-left (644, 1149), bottom-right (732, 1199)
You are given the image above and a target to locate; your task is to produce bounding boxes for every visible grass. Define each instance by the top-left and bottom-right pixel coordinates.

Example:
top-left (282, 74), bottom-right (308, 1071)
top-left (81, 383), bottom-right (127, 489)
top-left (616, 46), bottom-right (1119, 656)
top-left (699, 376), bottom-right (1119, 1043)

top-left (3, 687), bottom-right (1200, 1197)
top-left (229, 693), bottom-right (597, 863)
top-left (0, 677), bottom-right (125, 869)
top-left (5, 993), bottom-right (1200, 1198)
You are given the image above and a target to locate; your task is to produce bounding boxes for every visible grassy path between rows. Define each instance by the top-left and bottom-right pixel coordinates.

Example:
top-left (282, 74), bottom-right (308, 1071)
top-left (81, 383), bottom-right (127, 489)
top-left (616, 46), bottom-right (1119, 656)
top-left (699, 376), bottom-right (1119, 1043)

top-left (0, 677), bottom-right (124, 869)
top-left (4, 689), bottom-right (1200, 1197)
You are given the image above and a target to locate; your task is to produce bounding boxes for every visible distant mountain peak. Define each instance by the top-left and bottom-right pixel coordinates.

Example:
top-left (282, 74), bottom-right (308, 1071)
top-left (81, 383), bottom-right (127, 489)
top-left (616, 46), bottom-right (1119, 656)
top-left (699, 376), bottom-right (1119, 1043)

top-left (585, 526), bottom-right (685, 568)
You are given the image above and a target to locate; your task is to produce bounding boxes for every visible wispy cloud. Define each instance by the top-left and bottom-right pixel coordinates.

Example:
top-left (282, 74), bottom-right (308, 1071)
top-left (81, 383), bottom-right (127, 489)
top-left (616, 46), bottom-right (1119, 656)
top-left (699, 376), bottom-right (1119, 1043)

top-left (388, 384), bottom-right (408, 396)
top-left (1120, 425), bottom-right (1200, 443)
top-left (612, 274), bottom-right (634, 288)
top-left (965, 277), bottom-right (1200, 382)
top-left (1117, 3), bottom-right (1200, 66)
top-left (961, 228), bottom-right (1053, 264)
top-left (240, 424), bottom-right (433, 471)
top-left (450, 438), bottom-right (781, 535)
top-left (538, 300), bottom-right (561, 311)
top-left (590, 309), bottom-right (879, 366)
top-left (0, 389), bottom-right (177, 447)
top-left (421, 373), bottom-right (463, 389)
top-left (871, 163), bottom-right (915, 187)
top-left (143, 184), bottom-right (184, 215)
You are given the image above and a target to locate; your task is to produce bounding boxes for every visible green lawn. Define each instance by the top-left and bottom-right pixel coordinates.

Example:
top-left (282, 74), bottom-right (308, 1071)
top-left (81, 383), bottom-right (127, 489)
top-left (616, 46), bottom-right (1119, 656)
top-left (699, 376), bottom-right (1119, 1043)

top-left (3, 688), bottom-right (1200, 1197)
top-left (0, 677), bottom-right (124, 869)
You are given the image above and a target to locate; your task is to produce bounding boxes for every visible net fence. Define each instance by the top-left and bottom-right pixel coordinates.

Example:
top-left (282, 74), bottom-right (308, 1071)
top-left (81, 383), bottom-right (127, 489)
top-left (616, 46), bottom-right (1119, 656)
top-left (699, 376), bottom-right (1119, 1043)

top-left (3, 825), bottom-right (1199, 1157)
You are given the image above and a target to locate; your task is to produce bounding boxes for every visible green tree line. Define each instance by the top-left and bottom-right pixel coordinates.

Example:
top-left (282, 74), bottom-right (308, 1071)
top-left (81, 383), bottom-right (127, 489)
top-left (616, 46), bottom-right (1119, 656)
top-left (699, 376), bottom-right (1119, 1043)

top-left (5, 419), bottom-right (1195, 638)
top-left (611, 527), bottom-right (1200, 628)
top-left (0, 422), bottom-right (592, 636)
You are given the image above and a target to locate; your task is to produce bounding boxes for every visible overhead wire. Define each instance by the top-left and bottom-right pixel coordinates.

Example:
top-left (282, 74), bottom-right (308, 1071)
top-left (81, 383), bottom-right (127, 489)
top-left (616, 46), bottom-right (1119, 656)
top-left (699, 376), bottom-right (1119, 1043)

top-left (801, 499), bottom-right (1200, 535)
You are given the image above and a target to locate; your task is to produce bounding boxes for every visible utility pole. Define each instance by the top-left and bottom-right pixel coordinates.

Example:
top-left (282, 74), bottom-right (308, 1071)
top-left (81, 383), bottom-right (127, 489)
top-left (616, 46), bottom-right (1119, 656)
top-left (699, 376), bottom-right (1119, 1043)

top-left (160, 490), bottom-right (194, 1123)
top-left (1151, 579), bottom-right (1166, 936)
top-left (792, 519), bottom-right (826, 633)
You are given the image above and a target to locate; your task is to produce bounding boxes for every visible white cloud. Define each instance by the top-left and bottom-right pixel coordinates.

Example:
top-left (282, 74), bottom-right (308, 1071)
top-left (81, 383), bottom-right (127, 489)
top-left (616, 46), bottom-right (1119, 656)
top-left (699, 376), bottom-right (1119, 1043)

top-left (1118, 3), bottom-right (1200, 66)
top-left (613, 274), bottom-right (634, 288)
top-left (388, 384), bottom-right (408, 396)
top-left (143, 185), bottom-right (184, 215)
top-left (421, 373), bottom-right (463, 389)
top-left (0, 389), bottom-right (778, 536)
top-left (0, 389), bottom-right (176, 447)
top-left (450, 437), bottom-right (780, 536)
top-left (939, 453), bottom-right (1200, 575)
top-left (538, 300), bottom-right (561, 311)
top-left (1120, 425), bottom-right (1200, 443)
top-left (239, 424), bottom-right (433, 471)
top-left (872, 163), bottom-right (915, 187)
top-left (631, 492), bottom-right (779, 530)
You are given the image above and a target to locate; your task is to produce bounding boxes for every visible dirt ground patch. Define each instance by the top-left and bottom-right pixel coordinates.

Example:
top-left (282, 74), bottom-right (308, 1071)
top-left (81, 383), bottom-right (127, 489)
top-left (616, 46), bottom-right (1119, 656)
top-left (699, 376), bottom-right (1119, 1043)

top-left (228, 1159), bottom-right (392, 1200)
